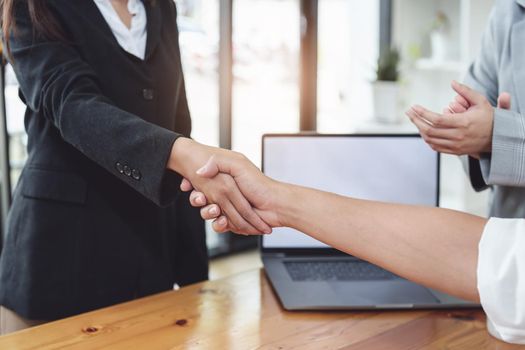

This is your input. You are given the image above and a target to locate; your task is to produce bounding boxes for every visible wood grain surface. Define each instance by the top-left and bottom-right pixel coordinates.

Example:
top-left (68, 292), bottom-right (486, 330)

top-left (0, 269), bottom-right (521, 349)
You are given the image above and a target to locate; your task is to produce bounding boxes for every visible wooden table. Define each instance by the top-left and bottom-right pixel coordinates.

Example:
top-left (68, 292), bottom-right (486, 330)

top-left (0, 269), bottom-right (521, 349)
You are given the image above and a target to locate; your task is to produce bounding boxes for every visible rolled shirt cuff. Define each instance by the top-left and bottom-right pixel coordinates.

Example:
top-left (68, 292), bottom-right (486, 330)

top-left (477, 218), bottom-right (525, 344)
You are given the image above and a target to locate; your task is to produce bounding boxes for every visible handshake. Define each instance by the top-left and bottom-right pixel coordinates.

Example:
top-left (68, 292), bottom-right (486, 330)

top-left (168, 137), bottom-right (284, 235)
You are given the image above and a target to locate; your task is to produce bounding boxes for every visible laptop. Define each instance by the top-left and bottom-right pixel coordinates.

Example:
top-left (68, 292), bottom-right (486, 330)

top-left (261, 133), bottom-right (478, 310)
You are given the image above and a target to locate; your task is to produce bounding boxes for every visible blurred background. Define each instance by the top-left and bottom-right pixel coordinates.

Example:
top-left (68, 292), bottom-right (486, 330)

top-left (0, 0), bottom-right (494, 259)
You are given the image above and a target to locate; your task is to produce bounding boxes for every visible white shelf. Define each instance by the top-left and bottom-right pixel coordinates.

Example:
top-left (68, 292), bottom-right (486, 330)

top-left (353, 120), bottom-right (418, 134)
top-left (414, 58), bottom-right (466, 72)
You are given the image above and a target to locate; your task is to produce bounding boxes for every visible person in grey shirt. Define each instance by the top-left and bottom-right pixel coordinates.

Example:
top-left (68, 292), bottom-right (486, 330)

top-left (406, 0), bottom-right (525, 219)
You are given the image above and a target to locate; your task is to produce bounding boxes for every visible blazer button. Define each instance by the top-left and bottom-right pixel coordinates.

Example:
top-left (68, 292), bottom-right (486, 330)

top-left (116, 162), bottom-right (124, 174)
top-left (143, 89), bottom-right (155, 100)
top-left (123, 165), bottom-right (132, 177)
top-left (132, 169), bottom-right (142, 181)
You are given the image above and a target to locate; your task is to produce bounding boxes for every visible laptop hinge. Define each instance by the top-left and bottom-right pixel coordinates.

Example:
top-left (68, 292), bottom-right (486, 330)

top-left (262, 252), bottom-right (286, 258)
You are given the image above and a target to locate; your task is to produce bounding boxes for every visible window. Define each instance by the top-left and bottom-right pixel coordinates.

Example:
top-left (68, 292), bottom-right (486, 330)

top-left (176, 0), bottom-right (220, 147)
top-left (232, 0), bottom-right (300, 166)
top-left (317, 0), bottom-right (380, 132)
top-left (4, 64), bottom-right (26, 189)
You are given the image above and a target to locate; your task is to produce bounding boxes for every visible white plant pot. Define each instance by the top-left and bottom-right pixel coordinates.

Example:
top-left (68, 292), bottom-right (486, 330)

top-left (372, 81), bottom-right (400, 124)
top-left (430, 31), bottom-right (448, 62)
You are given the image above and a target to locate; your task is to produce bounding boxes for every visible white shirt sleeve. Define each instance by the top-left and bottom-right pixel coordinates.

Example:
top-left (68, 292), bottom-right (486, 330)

top-left (478, 218), bottom-right (525, 344)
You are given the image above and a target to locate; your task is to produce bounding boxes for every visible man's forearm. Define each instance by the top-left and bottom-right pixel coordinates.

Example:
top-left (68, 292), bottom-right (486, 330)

top-left (276, 182), bottom-right (487, 302)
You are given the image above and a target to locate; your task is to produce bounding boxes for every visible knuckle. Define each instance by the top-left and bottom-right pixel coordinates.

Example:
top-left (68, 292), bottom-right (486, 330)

top-left (433, 117), bottom-right (443, 127)
top-left (218, 174), bottom-right (234, 187)
top-left (426, 128), bottom-right (436, 138)
top-left (240, 207), bottom-right (254, 220)
top-left (420, 126), bottom-right (430, 141)
top-left (217, 184), bottom-right (229, 196)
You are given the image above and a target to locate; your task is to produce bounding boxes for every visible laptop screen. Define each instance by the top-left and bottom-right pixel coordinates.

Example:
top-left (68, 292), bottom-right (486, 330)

top-left (262, 134), bottom-right (439, 249)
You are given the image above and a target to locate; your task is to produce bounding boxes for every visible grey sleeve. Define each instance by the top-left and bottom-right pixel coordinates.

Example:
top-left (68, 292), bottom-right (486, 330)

top-left (480, 108), bottom-right (525, 187)
top-left (462, 4), bottom-right (500, 190)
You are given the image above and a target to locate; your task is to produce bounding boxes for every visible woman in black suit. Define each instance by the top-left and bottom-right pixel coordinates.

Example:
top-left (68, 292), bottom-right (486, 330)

top-left (0, 0), bottom-right (269, 333)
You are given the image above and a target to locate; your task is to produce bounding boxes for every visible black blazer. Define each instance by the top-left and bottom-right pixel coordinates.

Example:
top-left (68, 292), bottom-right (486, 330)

top-left (0, 0), bottom-right (208, 320)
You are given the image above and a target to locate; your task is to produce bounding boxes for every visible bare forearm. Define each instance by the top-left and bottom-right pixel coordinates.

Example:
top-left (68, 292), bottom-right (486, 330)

top-left (277, 183), bottom-right (487, 302)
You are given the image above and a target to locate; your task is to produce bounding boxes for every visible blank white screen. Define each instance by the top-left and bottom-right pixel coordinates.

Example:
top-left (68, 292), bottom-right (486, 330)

top-left (262, 136), bottom-right (438, 248)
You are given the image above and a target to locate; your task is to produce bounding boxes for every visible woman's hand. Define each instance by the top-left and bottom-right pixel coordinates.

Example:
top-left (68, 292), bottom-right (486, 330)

top-left (168, 138), bottom-right (271, 235)
top-left (406, 81), bottom-right (495, 158)
top-left (180, 152), bottom-right (285, 234)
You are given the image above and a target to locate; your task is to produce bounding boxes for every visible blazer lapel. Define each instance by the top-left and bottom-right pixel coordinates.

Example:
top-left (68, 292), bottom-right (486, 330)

top-left (78, 0), bottom-right (162, 60)
top-left (511, 18), bottom-right (525, 112)
top-left (144, 1), bottom-right (162, 61)
top-left (77, 0), bottom-right (123, 49)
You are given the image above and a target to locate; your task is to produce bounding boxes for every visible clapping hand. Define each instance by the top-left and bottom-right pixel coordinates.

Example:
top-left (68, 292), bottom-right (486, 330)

top-left (406, 80), bottom-right (503, 159)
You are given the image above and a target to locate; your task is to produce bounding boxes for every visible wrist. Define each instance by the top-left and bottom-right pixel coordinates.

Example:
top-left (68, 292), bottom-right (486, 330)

top-left (168, 137), bottom-right (198, 176)
top-left (273, 181), bottom-right (302, 228)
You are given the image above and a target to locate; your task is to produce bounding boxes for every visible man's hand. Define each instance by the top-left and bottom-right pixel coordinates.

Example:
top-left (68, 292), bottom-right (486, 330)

top-left (442, 83), bottom-right (511, 159)
top-left (180, 153), bottom-right (284, 234)
top-left (168, 138), bottom-right (271, 235)
top-left (406, 80), bottom-right (495, 157)
top-left (445, 90), bottom-right (511, 115)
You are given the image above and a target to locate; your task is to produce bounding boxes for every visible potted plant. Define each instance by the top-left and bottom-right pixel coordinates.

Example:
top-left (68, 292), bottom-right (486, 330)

top-left (372, 48), bottom-right (401, 123)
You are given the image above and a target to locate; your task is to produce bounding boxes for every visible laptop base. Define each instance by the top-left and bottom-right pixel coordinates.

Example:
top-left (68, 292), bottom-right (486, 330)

top-left (263, 256), bottom-right (479, 310)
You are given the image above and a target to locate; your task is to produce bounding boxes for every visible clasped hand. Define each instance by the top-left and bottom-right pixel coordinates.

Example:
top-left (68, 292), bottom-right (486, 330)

top-left (178, 150), bottom-right (283, 235)
top-left (169, 138), bottom-right (277, 235)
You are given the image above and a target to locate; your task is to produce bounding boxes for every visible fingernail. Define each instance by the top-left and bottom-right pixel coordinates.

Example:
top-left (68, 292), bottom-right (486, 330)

top-left (413, 106), bottom-right (425, 115)
top-left (209, 206), bottom-right (218, 215)
top-left (219, 217), bottom-right (227, 226)
top-left (264, 228), bottom-right (272, 234)
top-left (196, 195), bottom-right (205, 205)
top-left (196, 166), bottom-right (206, 175)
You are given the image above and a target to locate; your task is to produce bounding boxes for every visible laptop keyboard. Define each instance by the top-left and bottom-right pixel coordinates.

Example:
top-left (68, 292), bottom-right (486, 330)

top-left (284, 260), bottom-right (401, 281)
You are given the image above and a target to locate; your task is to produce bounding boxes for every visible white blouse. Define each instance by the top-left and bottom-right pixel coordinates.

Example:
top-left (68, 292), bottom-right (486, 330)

top-left (478, 218), bottom-right (525, 344)
top-left (93, 0), bottom-right (147, 60)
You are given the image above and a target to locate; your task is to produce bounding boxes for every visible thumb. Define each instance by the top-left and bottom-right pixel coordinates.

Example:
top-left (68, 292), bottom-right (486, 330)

top-left (196, 156), bottom-right (221, 178)
top-left (451, 80), bottom-right (485, 105)
top-left (497, 92), bottom-right (511, 110)
top-left (196, 153), bottom-right (248, 179)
